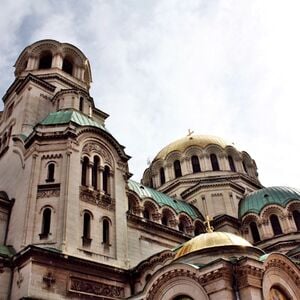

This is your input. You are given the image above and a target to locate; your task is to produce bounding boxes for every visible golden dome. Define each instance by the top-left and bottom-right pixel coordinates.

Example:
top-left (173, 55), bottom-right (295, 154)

top-left (154, 135), bottom-right (233, 161)
top-left (174, 232), bottom-right (252, 259)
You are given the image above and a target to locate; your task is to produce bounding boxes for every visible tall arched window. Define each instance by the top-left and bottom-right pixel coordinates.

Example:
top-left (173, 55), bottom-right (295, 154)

top-left (103, 166), bottom-right (110, 194)
top-left (210, 154), bottom-right (220, 171)
top-left (79, 97), bottom-right (84, 112)
top-left (39, 51), bottom-right (52, 69)
top-left (270, 214), bottom-right (283, 236)
top-left (160, 167), bottom-right (165, 185)
top-left (62, 57), bottom-right (73, 75)
top-left (250, 221), bottom-right (261, 243)
top-left (40, 208), bottom-right (51, 239)
top-left (228, 155), bottom-right (236, 172)
top-left (143, 208), bottom-right (150, 220)
top-left (191, 155), bottom-right (201, 173)
top-left (46, 163), bottom-right (55, 182)
top-left (102, 219), bottom-right (110, 245)
top-left (194, 221), bottom-right (203, 236)
top-left (82, 212), bottom-right (92, 246)
top-left (178, 221), bottom-right (184, 232)
top-left (92, 156), bottom-right (99, 190)
top-left (174, 160), bottom-right (182, 178)
top-left (242, 161), bottom-right (248, 174)
top-left (81, 157), bottom-right (89, 186)
top-left (292, 210), bottom-right (300, 231)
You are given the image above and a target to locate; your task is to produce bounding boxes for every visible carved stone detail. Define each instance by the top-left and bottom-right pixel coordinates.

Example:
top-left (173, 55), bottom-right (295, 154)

top-left (69, 277), bottom-right (125, 298)
top-left (37, 189), bottom-right (60, 199)
top-left (82, 143), bottom-right (113, 166)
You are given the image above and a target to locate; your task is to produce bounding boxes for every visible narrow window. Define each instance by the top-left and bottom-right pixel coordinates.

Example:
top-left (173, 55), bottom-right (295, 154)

top-left (178, 221), bottom-right (184, 232)
top-left (102, 219), bottom-right (110, 245)
top-left (79, 97), bottom-right (84, 112)
top-left (161, 215), bottom-right (168, 226)
top-left (92, 156), bottom-right (99, 190)
top-left (160, 167), bottom-right (165, 185)
top-left (194, 224), bottom-right (202, 236)
top-left (62, 57), bottom-right (73, 75)
top-left (270, 214), bottom-right (283, 236)
top-left (174, 160), bottom-right (182, 178)
top-left (143, 208), bottom-right (150, 219)
top-left (46, 163), bottom-right (55, 182)
top-left (81, 157), bottom-right (89, 186)
top-left (242, 161), bottom-right (248, 174)
top-left (250, 221), bottom-right (261, 243)
top-left (210, 154), bottom-right (220, 171)
top-left (103, 166), bottom-right (110, 194)
top-left (82, 212), bottom-right (92, 246)
top-left (39, 51), bottom-right (52, 69)
top-left (228, 155), bottom-right (236, 172)
top-left (40, 208), bottom-right (51, 239)
top-left (292, 210), bottom-right (300, 231)
top-left (191, 155), bottom-right (201, 173)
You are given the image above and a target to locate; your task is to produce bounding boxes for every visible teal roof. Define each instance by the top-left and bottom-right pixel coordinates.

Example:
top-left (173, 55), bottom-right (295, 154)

top-left (40, 109), bottom-right (106, 131)
top-left (239, 186), bottom-right (300, 218)
top-left (128, 180), bottom-right (202, 220)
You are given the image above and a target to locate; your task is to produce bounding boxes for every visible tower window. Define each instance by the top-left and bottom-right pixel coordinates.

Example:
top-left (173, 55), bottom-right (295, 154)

top-left (160, 167), bottom-right (165, 185)
top-left (79, 97), bottom-right (84, 112)
top-left (46, 163), bottom-right (55, 182)
top-left (81, 157), bottom-right (89, 186)
top-left (250, 221), bottom-right (261, 243)
top-left (62, 57), bottom-right (73, 75)
top-left (82, 212), bottom-right (92, 246)
top-left (102, 219), bottom-right (110, 245)
top-left (174, 160), bottom-right (182, 178)
top-left (92, 156), bottom-right (100, 190)
top-left (210, 154), bottom-right (220, 171)
top-left (292, 210), bottom-right (300, 231)
top-left (103, 166), bottom-right (110, 194)
top-left (191, 155), bottom-right (201, 173)
top-left (143, 208), bottom-right (150, 220)
top-left (39, 51), bottom-right (52, 69)
top-left (270, 214), bottom-right (283, 236)
top-left (243, 161), bottom-right (248, 174)
top-left (228, 155), bottom-right (236, 172)
top-left (40, 208), bottom-right (51, 239)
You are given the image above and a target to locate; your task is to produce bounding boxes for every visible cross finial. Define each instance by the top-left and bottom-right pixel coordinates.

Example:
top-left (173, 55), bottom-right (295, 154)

top-left (187, 129), bottom-right (194, 137)
top-left (203, 215), bottom-right (214, 233)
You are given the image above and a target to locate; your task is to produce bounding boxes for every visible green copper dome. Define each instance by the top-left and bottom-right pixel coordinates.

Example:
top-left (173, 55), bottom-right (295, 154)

top-left (239, 186), bottom-right (300, 218)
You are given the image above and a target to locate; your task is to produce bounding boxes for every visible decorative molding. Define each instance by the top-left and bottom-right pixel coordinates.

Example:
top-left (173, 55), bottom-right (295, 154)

top-left (42, 153), bottom-right (63, 159)
top-left (69, 277), bottom-right (125, 298)
top-left (37, 183), bottom-right (60, 199)
top-left (82, 142), bottom-right (113, 166)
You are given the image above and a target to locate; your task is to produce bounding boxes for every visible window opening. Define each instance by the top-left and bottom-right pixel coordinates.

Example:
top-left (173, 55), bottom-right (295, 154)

top-left (92, 156), bottom-right (99, 190)
top-left (292, 210), bottom-right (300, 231)
top-left (174, 160), bottom-right (182, 178)
top-left (39, 51), bottom-right (52, 69)
top-left (160, 167), bottom-right (165, 185)
top-left (81, 157), bottom-right (89, 186)
top-left (62, 57), bottom-right (73, 75)
top-left (191, 155), bottom-right (201, 173)
top-left (103, 166), bottom-right (110, 194)
top-left (270, 214), bottom-right (283, 236)
top-left (102, 219), bottom-right (110, 245)
top-left (228, 155), bottom-right (236, 172)
top-left (40, 208), bottom-right (51, 239)
top-left (46, 163), bottom-right (55, 182)
top-left (210, 154), bottom-right (220, 171)
top-left (250, 221), bottom-right (261, 242)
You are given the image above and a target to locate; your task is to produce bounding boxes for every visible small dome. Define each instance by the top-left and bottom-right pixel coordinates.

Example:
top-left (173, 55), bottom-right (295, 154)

top-left (174, 231), bottom-right (252, 259)
top-left (154, 135), bottom-right (233, 161)
top-left (239, 186), bottom-right (300, 218)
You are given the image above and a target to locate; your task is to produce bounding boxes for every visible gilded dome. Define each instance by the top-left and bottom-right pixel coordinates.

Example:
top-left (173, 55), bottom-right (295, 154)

top-left (174, 232), bottom-right (252, 259)
top-left (154, 135), bottom-right (233, 161)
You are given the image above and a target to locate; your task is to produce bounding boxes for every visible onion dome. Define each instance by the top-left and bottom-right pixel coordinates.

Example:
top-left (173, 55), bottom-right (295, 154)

top-left (154, 135), bottom-right (232, 161)
top-left (239, 186), bottom-right (300, 218)
top-left (174, 232), bottom-right (252, 259)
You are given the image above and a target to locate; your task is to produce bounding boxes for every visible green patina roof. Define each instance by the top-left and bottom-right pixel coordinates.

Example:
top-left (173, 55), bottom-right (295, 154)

top-left (40, 109), bottom-right (106, 131)
top-left (128, 180), bottom-right (202, 220)
top-left (0, 245), bottom-right (15, 258)
top-left (239, 186), bottom-right (300, 218)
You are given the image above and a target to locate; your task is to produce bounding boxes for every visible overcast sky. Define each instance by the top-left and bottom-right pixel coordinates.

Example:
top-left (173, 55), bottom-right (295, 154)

top-left (0, 0), bottom-right (300, 187)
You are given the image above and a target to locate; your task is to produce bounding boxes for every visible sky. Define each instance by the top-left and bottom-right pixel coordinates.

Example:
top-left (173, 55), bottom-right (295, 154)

top-left (0, 0), bottom-right (300, 187)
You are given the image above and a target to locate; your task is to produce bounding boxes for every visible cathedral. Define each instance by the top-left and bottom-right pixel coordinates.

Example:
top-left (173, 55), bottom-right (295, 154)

top-left (0, 39), bottom-right (299, 300)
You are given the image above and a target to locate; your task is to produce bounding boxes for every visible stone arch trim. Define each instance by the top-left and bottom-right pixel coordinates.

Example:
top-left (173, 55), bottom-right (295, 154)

top-left (165, 151), bottom-right (183, 164)
top-left (261, 205), bottom-right (285, 220)
top-left (262, 253), bottom-right (300, 299)
top-left (242, 213), bottom-right (261, 226)
top-left (286, 200), bottom-right (300, 213)
top-left (39, 205), bottom-right (56, 214)
top-left (184, 146), bottom-right (204, 158)
top-left (143, 199), bottom-right (160, 214)
top-left (145, 264), bottom-right (208, 300)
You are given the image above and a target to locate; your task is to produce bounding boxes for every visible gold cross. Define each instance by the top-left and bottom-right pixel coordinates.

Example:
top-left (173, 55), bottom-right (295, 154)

top-left (187, 129), bottom-right (194, 137)
top-left (203, 215), bottom-right (214, 233)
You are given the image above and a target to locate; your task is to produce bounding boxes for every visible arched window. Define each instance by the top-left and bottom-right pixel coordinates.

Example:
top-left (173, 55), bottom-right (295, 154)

top-left (79, 97), bottom-right (84, 112)
top-left (92, 156), bottom-right (99, 190)
top-left (103, 166), bottom-right (110, 194)
top-left (46, 163), bottom-right (55, 182)
top-left (228, 155), bottom-right (236, 172)
top-left (62, 57), bottom-right (73, 75)
top-left (39, 51), bottom-right (52, 69)
top-left (160, 167), bottom-right (165, 185)
top-left (161, 215), bottom-right (168, 226)
top-left (40, 208), bottom-right (51, 239)
top-left (174, 160), bottom-right (182, 178)
top-left (143, 208), bottom-right (150, 219)
top-left (292, 210), bottom-right (300, 231)
top-left (194, 221), bottom-right (203, 236)
top-left (270, 214), bottom-right (283, 236)
top-left (250, 221), bottom-right (261, 243)
top-left (178, 221), bottom-right (184, 232)
top-left (82, 212), bottom-right (92, 246)
top-left (191, 155), bottom-right (201, 173)
top-left (210, 154), bottom-right (220, 171)
top-left (81, 157), bottom-right (89, 186)
top-left (102, 219), bottom-right (110, 245)
top-left (242, 161), bottom-right (248, 174)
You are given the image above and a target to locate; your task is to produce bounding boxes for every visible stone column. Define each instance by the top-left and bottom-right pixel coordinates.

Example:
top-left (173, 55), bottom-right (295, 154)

top-left (87, 162), bottom-right (93, 188)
